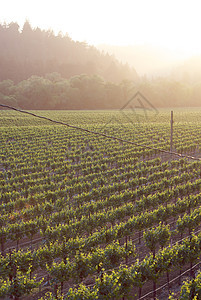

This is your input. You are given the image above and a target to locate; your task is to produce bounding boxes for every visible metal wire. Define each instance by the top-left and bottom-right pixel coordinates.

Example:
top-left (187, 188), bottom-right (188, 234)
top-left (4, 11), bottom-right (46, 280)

top-left (1, 103), bottom-right (201, 161)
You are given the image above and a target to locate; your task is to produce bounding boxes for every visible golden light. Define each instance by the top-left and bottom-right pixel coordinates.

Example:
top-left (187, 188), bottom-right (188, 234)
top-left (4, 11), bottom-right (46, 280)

top-left (1, 0), bottom-right (201, 58)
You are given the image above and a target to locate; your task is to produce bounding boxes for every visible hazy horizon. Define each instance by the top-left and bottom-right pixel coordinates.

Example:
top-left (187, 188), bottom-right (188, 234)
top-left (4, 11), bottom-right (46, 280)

top-left (1, 0), bottom-right (201, 56)
top-left (97, 43), bottom-right (192, 76)
top-left (2, 0), bottom-right (201, 78)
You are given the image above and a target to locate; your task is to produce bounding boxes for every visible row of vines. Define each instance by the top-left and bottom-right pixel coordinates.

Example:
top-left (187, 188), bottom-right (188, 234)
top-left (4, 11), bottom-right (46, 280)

top-left (1, 110), bottom-right (201, 299)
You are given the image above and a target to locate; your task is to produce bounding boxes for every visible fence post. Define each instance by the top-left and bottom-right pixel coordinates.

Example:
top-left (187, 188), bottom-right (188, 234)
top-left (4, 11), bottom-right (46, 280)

top-left (170, 111), bottom-right (173, 153)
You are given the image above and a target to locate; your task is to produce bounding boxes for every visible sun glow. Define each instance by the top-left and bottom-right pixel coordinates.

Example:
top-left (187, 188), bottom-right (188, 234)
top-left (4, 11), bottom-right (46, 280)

top-left (1, 0), bottom-right (201, 58)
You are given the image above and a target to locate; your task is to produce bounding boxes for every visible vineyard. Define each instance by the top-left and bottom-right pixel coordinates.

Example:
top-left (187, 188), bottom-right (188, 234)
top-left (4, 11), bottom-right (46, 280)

top-left (1, 109), bottom-right (201, 299)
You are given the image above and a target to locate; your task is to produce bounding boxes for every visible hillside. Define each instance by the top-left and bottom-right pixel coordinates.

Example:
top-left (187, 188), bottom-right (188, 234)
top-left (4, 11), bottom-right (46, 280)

top-left (0, 21), bottom-right (138, 83)
top-left (171, 55), bottom-right (201, 83)
top-left (97, 44), bottom-right (187, 76)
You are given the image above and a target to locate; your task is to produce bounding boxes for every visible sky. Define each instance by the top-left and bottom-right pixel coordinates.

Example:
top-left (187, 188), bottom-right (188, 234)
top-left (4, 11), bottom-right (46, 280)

top-left (1, 0), bottom-right (201, 58)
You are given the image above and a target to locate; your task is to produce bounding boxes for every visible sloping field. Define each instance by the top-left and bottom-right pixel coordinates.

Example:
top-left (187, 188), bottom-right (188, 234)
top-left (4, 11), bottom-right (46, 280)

top-left (1, 109), bottom-right (201, 299)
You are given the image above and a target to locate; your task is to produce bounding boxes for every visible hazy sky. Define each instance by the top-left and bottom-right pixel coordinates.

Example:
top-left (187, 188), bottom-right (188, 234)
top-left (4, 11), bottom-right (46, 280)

top-left (1, 0), bottom-right (201, 57)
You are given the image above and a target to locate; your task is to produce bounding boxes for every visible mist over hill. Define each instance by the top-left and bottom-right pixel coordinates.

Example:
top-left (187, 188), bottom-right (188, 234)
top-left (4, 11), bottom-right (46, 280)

top-left (97, 44), bottom-right (188, 77)
top-left (171, 55), bottom-right (201, 83)
top-left (0, 21), bottom-right (138, 83)
top-left (2, 21), bottom-right (201, 109)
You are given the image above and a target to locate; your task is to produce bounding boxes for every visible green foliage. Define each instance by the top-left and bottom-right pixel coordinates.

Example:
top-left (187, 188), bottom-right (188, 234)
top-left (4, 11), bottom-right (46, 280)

top-left (94, 271), bottom-right (121, 299)
top-left (67, 283), bottom-right (98, 300)
top-left (180, 271), bottom-right (201, 299)
top-left (47, 260), bottom-right (72, 285)
top-left (1, 110), bottom-right (201, 299)
top-left (0, 273), bottom-right (42, 298)
top-left (143, 223), bottom-right (170, 256)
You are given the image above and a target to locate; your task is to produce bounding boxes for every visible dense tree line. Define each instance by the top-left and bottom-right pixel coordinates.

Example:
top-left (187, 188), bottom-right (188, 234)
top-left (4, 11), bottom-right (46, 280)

top-left (0, 73), bottom-right (201, 109)
top-left (0, 21), bottom-right (138, 84)
top-left (0, 74), bottom-right (125, 109)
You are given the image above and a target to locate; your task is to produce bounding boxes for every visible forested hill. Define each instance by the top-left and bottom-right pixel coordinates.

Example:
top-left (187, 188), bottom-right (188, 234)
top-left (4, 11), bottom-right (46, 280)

top-left (0, 21), bottom-right (138, 83)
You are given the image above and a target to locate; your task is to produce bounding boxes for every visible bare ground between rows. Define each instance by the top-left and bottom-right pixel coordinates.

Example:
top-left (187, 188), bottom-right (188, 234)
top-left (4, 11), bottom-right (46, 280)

top-left (17, 220), bottom-right (201, 300)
